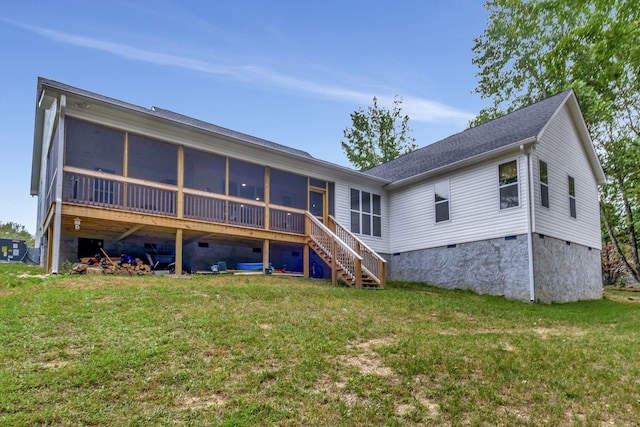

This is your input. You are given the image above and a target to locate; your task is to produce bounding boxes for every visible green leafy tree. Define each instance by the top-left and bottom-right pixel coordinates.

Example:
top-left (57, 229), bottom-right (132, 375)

top-left (0, 221), bottom-right (35, 247)
top-left (472, 0), bottom-right (640, 281)
top-left (341, 96), bottom-right (417, 171)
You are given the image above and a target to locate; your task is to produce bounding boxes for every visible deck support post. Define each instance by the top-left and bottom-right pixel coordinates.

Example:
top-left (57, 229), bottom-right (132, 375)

top-left (263, 239), bottom-right (270, 273)
top-left (175, 229), bottom-right (183, 275)
top-left (304, 216), bottom-right (310, 278)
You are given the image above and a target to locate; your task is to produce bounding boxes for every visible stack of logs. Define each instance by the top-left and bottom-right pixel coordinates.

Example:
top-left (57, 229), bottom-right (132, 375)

top-left (72, 249), bottom-right (152, 275)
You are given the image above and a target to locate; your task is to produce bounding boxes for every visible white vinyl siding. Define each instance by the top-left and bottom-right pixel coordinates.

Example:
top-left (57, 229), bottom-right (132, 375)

top-left (389, 155), bottom-right (529, 253)
top-left (533, 105), bottom-right (601, 249)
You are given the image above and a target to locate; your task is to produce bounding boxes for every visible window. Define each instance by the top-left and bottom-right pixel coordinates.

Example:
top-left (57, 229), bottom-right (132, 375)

top-left (498, 160), bottom-right (519, 209)
top-left (434, 180), bottom-right (450, 222)
top-left (539, 160), bottom-right (549, 208)
top-left (568, 176), bottom-right (576, 218)
top-left (350, 189), bottom-right (381, 237)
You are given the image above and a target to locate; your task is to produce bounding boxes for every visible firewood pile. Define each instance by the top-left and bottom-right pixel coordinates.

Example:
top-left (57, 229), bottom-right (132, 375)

top-left (72, 249), bottom-right (152, 275)
top-left (72, 259), bottom-right (152, 275)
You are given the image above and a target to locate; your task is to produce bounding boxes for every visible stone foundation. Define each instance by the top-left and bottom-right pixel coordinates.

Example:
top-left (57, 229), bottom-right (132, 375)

top-left (387, 235), bottom-right (531, 301)
top-left (386, 234), bottom-right (603, 303)
top-left (532, 234), bottom-right (602, 303)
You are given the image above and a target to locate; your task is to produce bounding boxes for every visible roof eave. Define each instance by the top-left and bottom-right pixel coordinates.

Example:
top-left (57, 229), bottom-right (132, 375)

top-left (385, 137), bottom-right (537, 190)
top-left (30, 79), bottom-right (54, 195)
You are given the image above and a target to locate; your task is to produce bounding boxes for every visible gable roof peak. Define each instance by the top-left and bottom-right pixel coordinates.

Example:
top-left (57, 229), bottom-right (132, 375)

top-left (363, 90), bottom-right (573, 183)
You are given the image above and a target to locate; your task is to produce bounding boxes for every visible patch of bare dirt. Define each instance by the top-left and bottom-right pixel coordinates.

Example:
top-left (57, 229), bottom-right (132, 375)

top-left (339, 335), bottom-right (399, 377)
top-left (604, 291), bottom-right (640, 303)
top-left (179, 393), bottom-right (227, 410)
top-left (438, 326), bottom-right (587, 339)
top-left (336, 353), bottom-right (394, 377)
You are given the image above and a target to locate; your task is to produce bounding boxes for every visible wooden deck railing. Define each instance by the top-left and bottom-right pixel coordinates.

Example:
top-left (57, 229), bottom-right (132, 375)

top-left (63, 171), bottom-right (125, 210)
top-left (184, 192), bottom-right (227, 222)
top-left (330, 216), bottom-right (386, 288)
top-left (63, 168), bottom-right (306, 233)
top-left (270, 209), bottom-right (305, 234)
top-left (127, 183), bottom-right (176, 216)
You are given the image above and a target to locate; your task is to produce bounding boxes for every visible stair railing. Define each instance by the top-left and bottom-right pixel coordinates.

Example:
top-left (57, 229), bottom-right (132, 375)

top-left (305, 213), bottom-right (363, 287)
top-left (329, 216), bottom-right (386, 289)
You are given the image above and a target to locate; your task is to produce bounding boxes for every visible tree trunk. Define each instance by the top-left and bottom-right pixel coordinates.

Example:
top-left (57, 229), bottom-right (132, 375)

top-left (601, 202), bottom-right (640, 283)
top-left (619, 177), bottom-right (640, 280)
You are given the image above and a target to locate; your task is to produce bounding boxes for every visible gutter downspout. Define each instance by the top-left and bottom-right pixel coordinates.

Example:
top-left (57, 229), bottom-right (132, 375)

top-left (524, 145), bottom-right (536, 302)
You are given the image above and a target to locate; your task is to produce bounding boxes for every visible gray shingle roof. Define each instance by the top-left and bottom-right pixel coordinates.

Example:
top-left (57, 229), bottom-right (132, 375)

top-left (149, 106), bottom-right (314, 159)
top-left (363, 90), bottom-right (572, 182)
top-left (37, 78), bottom-right (314, 160)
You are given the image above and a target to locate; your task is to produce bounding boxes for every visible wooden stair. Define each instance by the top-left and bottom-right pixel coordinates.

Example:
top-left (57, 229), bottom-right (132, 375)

top-left (305, 213), bottom-right (385, 289)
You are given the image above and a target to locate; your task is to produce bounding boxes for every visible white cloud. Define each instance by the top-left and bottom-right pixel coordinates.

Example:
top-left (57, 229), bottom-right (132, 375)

top-left (9, 19), bottom-right (474, 125)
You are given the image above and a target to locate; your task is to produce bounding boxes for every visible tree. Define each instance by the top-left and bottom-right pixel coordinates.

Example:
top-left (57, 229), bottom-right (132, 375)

top-left (472, 0), bottom-right (640, 282)
top-left (341, 96), bottom-right (417, 171)
top-left (0, 221), bottom-right (35, 247)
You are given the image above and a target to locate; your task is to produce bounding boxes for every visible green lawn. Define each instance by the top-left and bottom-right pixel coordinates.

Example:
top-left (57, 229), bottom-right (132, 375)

top-left (1, 263), bottom-right (639, 426)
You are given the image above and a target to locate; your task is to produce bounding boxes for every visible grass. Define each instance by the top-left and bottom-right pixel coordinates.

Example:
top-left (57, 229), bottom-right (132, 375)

top-left (1, 262), bottom-right (639, 426)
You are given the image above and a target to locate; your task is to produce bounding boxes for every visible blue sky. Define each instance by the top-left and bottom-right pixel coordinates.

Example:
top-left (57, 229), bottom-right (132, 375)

top-left (0, 1), bottom-right (489, 236)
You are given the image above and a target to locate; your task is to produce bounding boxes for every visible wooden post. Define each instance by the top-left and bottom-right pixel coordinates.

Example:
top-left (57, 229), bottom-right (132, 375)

top-left (47, 227), bottom-right (54, 274)
top-left (224, 158), bottom-right (230, 222)
top-left (303, 215), bottom-right (310, 278)
top-left (175, 229), bottom-right (183, 275)
top-left (177, 146), bottom-right (184, 219)
top-left (264, 167), bottom-right (270, 231)
top-left (331, 238), bottom-right (338, 286)
top-left (123, 132), bottom-right (129, 207)
top-left (355, 257), bottom-right (363, 288)
top-left (263, 239), bottom-right (270, 273)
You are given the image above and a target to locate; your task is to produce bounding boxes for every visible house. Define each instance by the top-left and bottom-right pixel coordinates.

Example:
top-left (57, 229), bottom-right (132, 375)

top-left (31, 78), bottom-right (605, 302)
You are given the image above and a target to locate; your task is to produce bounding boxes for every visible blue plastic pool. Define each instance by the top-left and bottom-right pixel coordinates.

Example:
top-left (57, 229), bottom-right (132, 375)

top-left (236, 262), bottom-right (264, 270)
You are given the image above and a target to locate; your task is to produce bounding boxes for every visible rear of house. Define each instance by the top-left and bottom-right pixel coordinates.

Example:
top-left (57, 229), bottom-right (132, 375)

top-left (31, 78), bottom-right (604, 302)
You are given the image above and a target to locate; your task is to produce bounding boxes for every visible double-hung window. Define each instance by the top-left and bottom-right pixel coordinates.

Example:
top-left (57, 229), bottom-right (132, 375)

top-left (434, 180), bottom-right (450, 222)
top-left (498, 160), bottom-right (519, 209)
top-left (350, 189), bottom-right (381, 237)
top-left (568, 176), bottom-right (576, 218)
top-left (539, 160), bottom-right (550, 208)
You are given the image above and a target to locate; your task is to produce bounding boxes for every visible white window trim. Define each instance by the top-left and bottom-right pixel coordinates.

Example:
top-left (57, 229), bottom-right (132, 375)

top-left (497, 158), bottom-right (520, 211)
top-left (568, 175), bottom-right (577, 219)
top-left (539, 159), bottom-right (550, 209)
top-left (350, 188), bottom-right (382, 237)
top-left (434, 179), bottom-right (451, 224)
